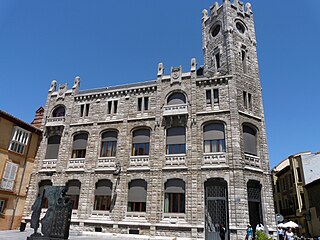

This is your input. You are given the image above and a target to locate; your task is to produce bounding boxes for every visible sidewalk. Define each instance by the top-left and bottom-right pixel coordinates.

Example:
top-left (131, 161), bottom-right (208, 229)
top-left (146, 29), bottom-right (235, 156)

top-left (0, 228), bottom-right (183, 240)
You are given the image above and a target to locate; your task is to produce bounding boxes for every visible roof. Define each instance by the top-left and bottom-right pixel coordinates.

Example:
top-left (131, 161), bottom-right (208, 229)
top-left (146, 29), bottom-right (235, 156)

top-left (78, 80), bottom-right (157, 95)
top-left (0, 109), bottom-right (42, 134)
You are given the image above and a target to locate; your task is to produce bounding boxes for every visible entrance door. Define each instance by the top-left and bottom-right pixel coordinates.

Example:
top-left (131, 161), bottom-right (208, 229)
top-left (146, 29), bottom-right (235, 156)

top-left (205, 179), bottom-right (228, 240)
top-left (247, 180), bottom-right (263, 231)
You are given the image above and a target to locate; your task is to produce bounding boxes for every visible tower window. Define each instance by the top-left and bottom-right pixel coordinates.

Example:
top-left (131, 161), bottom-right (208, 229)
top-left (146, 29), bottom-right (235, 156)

top-left (107, 100), bottom-right (118, 115)
top-left (243, 91), bottom-right (247, 109)
top-left (215, 53), bottom-right (220, 69)
top-left (211, 24), bottom-right (221, 37)
top-left (80, 103), bottom-right (90, 117)
top-left (242, 50), bottom-right (247, 74)
top-left (107, 101), bottom-right (112, 114)
top-left (206, 90), bottom-right (212, 104)
top-left (206, 89), bottom-right (219, 107)
top-left (248, 93), bottom-right (252, 110)
top-left (213, 89), bottom-right (219, 104)
top-left (137, 98), bottom-right (142, 111)
top-left (114, 100), bottom-right (118, 114)
top-left (137, 97), bottom-right (149, 112)
top-left (236, 22), bottom-right (245, 34)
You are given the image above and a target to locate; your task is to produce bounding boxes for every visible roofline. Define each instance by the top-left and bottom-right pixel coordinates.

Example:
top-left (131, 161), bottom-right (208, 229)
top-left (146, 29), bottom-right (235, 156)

top-left (0, 109), bottom-right (42, 134)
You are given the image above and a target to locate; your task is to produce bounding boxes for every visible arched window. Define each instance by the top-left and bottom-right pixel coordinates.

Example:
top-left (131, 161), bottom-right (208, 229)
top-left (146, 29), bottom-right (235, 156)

top-left (166, 127), bottom-right (186, 154)
top-left (52, 106), bottom-right (66, 117)
top-left (167, 92), bottom-right (186, 105)
top-left (164, 179), bottom-right (185, 213)
top-left (132, 129), bottom-right (150, 156)
top-left (243, 125), bottom-right (257, 156)
top-left (203, 123), bottom-right (226, 153)
top-left (94, 180), bottom-right (112, 211)
top-left (100, 131), bottom-right (117, 157)
top-left (38, 180), bottom-right (52, 208)
top-left (66, 180), bottom-right (81, 209)
top-left (45, 135), bottom-right (61, 159)
top-left (72, 132), bottom-right (88, 158)
top-left (247, 180), bottom-right (263, 228)
top-left (127, 179), bottom-right (147, 212)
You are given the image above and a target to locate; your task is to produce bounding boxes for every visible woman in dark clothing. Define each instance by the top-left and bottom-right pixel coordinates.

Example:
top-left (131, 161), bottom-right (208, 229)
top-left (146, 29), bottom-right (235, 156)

top-left (220, 224), bottom-right (226, 240)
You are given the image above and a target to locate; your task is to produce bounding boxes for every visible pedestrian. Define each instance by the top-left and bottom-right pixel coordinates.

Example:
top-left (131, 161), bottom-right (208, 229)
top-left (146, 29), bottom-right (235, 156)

top-left (285, 228), bottom-right (294, 240)
top-left (277, 226), bottom-right (284, 240)
top-left (246, 224), bottom-right (253, 240)
top-left (220, 224), bottom-right (226, 240)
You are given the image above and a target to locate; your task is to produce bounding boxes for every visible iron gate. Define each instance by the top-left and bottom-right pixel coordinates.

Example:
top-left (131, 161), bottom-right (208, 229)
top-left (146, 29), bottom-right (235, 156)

top-left (205, 179), bottom-right (228, 240)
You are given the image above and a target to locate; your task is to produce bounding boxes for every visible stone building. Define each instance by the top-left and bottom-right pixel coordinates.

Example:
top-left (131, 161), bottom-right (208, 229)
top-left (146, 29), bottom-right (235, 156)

top-left (272, 152), bottom-right (320, 237)
top-left (24, 1), bottom-right (276, 239)
top-left (0, 109), bottom-right (42, 230)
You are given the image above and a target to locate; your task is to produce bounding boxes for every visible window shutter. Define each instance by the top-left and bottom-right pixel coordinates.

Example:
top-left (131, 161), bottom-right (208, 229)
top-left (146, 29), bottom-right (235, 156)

top-left (132, 129), bottom-right (150, 144)
top-left (167, 127), bottom-right (186, 145)
top-left (128, 180), bottom-right (147, 202)
top-left (203, 124), bottom-right (224, 140)
top-left (1, 162), bottom-right (18, 191)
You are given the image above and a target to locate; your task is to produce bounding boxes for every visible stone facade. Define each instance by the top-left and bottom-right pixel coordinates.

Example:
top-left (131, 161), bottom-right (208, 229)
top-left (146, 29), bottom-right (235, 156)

top-left (24, 1), bottom-right (276, 239)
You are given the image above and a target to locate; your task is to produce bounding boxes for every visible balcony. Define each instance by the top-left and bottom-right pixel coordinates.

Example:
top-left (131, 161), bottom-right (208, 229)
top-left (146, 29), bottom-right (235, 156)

top-left (40, 159), bottom-right (57, 171)
top-left (67, 158), bottom-right (85, 171)
top-left (203, 152), bottom-right (227, 166)
top-left (165, 154), bottom-right (186, 167)
top-left (163, 104), bottom-right (188, 116)
top-left (45, 116), bottom-right (66, 127)
top-left (244, 153), bottom-right (260, 168)
top-left (95, 157), bottom-right (116, 171)
top-left (129, 156), bottom-right (149, 169)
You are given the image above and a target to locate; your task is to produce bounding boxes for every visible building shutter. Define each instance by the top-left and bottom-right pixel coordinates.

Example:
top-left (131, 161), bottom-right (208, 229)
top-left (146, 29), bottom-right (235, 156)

top-left (1, 162), bottom-right (18, 191)
top-left (128, 180), bottom-right (147, 202)
top-left (101, 131), bottom-right (117, 142)
top-left (165, 179), bottom-right (185, 193)
top-left (72, 133), bottom-right (88, 150)
top-left (95, 180), bottom-right (112, 196)
top-left (167, 127), bottom-right (186, 144)
top-left (66, 180), bottom-right (81, 195)
top-left (167, 93), bottom-right (186, 105)
top-left (203, 123), bottom-right (224, 140)
top-left (132, 129), bottom-right (150, 144)
top-left (243, 125), bottom-right (257, 155)
top-left (45, 135), bottom-right (61, 159)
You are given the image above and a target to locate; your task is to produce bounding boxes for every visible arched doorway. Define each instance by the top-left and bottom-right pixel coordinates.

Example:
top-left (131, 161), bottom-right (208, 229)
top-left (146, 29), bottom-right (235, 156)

top-left (205, 178), bottom-right (228, 240)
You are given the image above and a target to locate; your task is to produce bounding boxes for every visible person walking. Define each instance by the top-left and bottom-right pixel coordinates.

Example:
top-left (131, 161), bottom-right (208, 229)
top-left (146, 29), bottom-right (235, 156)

top-left (246, 224), bottom-right (253, 240)
top-left (277, 226), bottom-right (284, 240)
top-left (285, 228), bottom-right (294, 240)
top-left (219, 224), bottom-right (226, 240)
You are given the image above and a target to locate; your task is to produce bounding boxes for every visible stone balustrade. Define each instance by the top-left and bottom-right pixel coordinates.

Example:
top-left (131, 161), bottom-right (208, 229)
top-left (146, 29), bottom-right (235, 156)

top-left (165, 154), bottom-right (186, 167)
top-left (203, 152), bottom-right (226, 165)
top-left (68, 159), bottom-right (85, 170)
top-left (130, 156), bottom-right (149, 168)
top-left (45, 116), bottom-right (66, 126)
top-left (96, 157), bottom-right (116, 170)
top-left (163, 104), bottom-right (188, 116)
top-left (41, 159), bottom-right (57, 170)
top-left (244, 153), bottom-right (260, 168)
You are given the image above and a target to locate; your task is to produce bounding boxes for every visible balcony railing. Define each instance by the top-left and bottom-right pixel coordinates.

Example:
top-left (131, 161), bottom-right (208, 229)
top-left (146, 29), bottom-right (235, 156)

top-left (203, 152), bottom-right (226, 165)
top-left (45, 116), bottom-right (66, 126)
top-left (96, 157), bottom-right (116, 170)
top-left (244, 153), bottom-right (260, 168)
top-left (165, 154), bottom-right (186, 167)
top-left (163, 104), bottom-right (188, 116)
top-left (41, 159), bottom-right (57, 171)
top-left (130, 156), bottom-right (149, 168)
top-left (67, 158), bottom-right (85, 170)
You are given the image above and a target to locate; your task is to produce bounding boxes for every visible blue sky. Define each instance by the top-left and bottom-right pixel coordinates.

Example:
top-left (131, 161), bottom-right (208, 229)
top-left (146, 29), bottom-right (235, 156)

top-left (0, 0), bottom-right (319, 168)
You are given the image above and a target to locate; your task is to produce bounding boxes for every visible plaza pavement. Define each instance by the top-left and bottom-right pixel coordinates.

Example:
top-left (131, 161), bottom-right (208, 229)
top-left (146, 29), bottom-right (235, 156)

top-left (0, 228), bottom-right (182, 240)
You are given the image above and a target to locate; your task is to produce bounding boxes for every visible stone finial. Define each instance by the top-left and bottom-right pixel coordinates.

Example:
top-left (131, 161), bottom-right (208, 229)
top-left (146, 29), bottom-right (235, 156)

top-left (246, 2), bottom-right (253, 14)
top-left (72, 75), bottom-right (80, 94)
top-left (210, 2), bottom-right (219, 16)
top-left (157, 63), bottom-right (164, 77)
top-left (191, 58), bottom-right (197, 72)
top-left (48, 80), bottom-right (57, 93)
top-left (202, 9), bottom-right (208, 22)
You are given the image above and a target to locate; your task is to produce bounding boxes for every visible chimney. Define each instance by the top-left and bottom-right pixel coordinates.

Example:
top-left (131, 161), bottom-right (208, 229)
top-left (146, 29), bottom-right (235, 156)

top-left (31, 107), bottom-right (44, 128)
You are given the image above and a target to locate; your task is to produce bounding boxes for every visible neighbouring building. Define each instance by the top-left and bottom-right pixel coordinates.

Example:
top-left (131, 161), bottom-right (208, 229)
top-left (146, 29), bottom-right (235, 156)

top-left (24, 1), bottom-right (276, 239)
top-left (0, 110), bottom-right (42, 230)
top-left (272, 152), bottom-right (320, 237)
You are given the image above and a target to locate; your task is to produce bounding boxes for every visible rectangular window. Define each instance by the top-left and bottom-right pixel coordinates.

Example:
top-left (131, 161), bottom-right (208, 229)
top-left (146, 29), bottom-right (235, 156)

top-left (248, 93), bottom-right (252, 111)
top-left (204, 140), bottom-right (226, 153)
top-left (80, 105), bottom-right (84, 117)
top-left (71, 149), bottom-right (86, 158)
top-left (132, 143), bottom-right (150, 156)
top-left (164, 193), bottom-right (185, 213)
top-left (127, 202), bottom-right (146, 212)
top-left (113, 100), bottom-right (118, 114)
top-left (297, 167), bottom-right (302, 182)
top-left (144, 97), bottom-right (149, 110)
top-left (107, 101), bottom-right (112, 114)
top-left (215, 53), bottom-right (220, 69)
top-left (0, 200), bottom-right (5, 214)
top-left (213, 89), bottom-right (219, 104)
top-left (137, 98), bottom-right (142, 111)
top-left (242, 50), bottom-right (247, 74)
top-left (0, 161), bottom-right (18, 191)
top-left (9, 127), bottom-right (30, 154)
top-left (85, 103), bottom-right (90, 116)
top-left (100, 141), bottom-right (117, 157)
top-left (243, 91), bottom-right (247, 109)
top-left (166, 144), bottom-right (186, 154)
top-left (206, 90), bottom-right (212, 104)
top-left (94, 195), bottom-right (111, 211)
